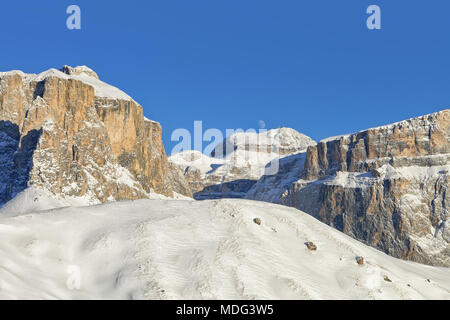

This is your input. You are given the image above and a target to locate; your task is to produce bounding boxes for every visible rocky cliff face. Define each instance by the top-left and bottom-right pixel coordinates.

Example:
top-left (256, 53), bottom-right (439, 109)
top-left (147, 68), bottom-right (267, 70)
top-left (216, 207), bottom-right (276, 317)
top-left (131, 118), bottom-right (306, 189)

top-left (169, 128), bottom-right (316, 200)
top-left (302, 111), bottom-right (449, 180)
top-left (248, 110), bottom-right (450, 266)
top-left (0, 66), bottom-right (176, 205)
top-left (245, 152), bottom-right (308, 203)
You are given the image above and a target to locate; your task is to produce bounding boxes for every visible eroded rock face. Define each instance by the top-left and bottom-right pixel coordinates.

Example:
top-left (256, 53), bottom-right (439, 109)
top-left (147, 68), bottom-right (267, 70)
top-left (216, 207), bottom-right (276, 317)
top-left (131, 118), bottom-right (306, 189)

top-left (167, 162), bottom-right (193, 198)
top-left (0, 66), bottom-right (175, 204)
top-left (252, 110), bottom-right (449, 266)
top-left (302, 111), bottom-right (449, 179)
top-left (281, 166), bottom-right (449, 266)
top-left (95, 97), bottom-right (173, 196)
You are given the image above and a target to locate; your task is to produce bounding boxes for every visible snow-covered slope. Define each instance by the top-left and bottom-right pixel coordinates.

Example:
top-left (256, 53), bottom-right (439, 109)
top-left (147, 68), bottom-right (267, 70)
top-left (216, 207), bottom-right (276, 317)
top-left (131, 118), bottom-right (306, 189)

top-left (169, 150), bottom-right (226, 175)
top-left (0, 198), bottom-right (448, 299)
top-left (0, 187), bottom-right (190, 217)
top-left (0, 188), bottom-right (97, 217)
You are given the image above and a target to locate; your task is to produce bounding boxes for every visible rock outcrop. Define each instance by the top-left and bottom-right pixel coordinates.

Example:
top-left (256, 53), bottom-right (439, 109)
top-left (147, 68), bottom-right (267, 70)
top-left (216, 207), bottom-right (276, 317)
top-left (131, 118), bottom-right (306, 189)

top-left (0, 66), bottom-right (176, 205)
top-left (248, 110), bottom-right (450, 267)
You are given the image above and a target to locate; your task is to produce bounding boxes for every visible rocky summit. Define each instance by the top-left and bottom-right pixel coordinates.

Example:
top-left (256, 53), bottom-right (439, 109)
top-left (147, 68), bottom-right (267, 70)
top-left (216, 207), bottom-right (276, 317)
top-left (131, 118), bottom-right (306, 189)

top-left (0, 66), bottom-right (178, 205)
top-left (247, 110), bottom-right (450, 267)
top-left (169, 128), bottom-right (316, 200)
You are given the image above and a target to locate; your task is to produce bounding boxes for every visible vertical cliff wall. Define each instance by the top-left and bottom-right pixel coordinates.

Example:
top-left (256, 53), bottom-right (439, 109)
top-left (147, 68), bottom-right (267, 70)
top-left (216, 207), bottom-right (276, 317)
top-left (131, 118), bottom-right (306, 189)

top-left (0, 66), bottom-right (175, 204)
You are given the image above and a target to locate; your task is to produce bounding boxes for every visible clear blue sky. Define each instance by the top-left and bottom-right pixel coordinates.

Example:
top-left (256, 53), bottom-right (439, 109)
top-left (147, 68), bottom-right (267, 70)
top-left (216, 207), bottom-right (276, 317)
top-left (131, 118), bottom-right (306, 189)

top-left (1, 1), bottom-right (449, 152)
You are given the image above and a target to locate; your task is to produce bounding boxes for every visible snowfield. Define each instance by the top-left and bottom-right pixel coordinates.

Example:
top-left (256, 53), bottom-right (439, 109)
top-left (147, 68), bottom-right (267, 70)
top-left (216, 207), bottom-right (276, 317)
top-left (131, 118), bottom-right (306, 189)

top-left (0, 198), bottom-right (448, 300)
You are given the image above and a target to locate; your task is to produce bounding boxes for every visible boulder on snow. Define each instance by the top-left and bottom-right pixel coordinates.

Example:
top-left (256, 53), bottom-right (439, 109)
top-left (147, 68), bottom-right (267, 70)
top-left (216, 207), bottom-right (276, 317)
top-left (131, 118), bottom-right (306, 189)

top-left (305, 242), bottom-right (317, 251)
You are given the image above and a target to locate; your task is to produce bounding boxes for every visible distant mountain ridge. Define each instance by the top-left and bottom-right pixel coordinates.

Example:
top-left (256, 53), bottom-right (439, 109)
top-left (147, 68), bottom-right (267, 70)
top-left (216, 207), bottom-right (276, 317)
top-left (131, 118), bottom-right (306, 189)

top-left (169, 128), bottom-right (316, 200)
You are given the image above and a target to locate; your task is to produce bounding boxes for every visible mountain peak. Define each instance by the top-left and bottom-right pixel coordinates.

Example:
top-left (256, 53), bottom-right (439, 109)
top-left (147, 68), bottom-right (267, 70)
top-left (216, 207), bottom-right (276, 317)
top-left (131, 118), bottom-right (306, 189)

top-left (60, 65), bottom-right (99, 79)
top-left (211, 127), bottom-right (316, 158)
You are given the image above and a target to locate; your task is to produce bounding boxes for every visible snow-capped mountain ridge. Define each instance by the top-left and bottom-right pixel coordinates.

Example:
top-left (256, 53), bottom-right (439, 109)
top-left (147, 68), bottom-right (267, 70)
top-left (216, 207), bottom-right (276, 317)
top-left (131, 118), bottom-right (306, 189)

top-left (319, 110), bottom-right (449, 144)
top-left (1, 66), bottom-right (134, 102)
top-left (169, 127), bottom-right (316, 200)
top-left (211, 127), bottom-right (315, 158)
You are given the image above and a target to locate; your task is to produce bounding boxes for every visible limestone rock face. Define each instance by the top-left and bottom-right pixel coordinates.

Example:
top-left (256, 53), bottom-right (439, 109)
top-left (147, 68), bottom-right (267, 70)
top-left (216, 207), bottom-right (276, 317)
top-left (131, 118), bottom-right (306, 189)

top-left (281, 166), bottom-right (449, 266)
top-left (95, 97), bottom-right (173, 196)
top-left (302, 111), bottom-right (449, 180)
top-left (167, 162), bottom-right (193, 198)
top-left (248, 110), bottom-right (450, 266)
top-left (0, 66), bottom-right (175, 205)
